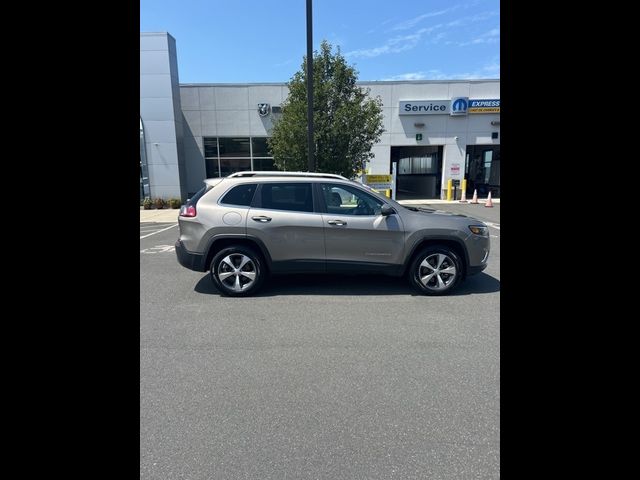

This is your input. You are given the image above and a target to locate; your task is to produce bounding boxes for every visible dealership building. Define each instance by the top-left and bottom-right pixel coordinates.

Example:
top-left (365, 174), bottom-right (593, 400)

top-left (140, 32), bottom-right (500, 201)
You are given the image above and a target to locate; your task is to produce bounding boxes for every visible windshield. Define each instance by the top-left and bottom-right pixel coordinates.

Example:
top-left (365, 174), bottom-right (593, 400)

top-left (350, 180), bottom-right (433, 212)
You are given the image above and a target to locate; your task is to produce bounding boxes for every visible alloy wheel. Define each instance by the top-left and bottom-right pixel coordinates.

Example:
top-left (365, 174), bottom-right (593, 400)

top-left (217, 254), bottom-right (257, 292)
top-left (418, 253), bottom-right (457, 291)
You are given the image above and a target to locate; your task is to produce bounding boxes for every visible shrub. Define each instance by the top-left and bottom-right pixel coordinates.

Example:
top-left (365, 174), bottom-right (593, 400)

top-left (153, 198), bottom-right (166, 209)
top-left (169, 198), bottom-right (181, 209)
top-left (143, 197), bottom-right (153, 210)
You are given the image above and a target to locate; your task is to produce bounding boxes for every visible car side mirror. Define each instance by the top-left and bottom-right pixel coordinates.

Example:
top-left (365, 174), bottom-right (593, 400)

top-left (381, 204), bottom-right (395, 216)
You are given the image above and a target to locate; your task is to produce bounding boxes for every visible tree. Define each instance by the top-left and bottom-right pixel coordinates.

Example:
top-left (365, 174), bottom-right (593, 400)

top-left (268, 40), bottom-right (384, 179)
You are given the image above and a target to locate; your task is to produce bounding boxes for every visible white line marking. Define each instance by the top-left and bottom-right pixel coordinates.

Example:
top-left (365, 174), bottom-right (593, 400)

top-left (140, 245), bottom-right (176, 254)
top-left (140, 223), bottom-right (178, 239)
top-left (485, 222), bottom-right (500, 230)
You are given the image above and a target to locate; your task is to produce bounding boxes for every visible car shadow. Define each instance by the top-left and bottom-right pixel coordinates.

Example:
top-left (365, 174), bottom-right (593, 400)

top-left (194, 272), bottom-right (500, 297)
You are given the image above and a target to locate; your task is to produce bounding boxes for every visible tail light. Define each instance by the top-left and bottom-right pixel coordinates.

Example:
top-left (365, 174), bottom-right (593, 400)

top-left (179, 204), bottom-right (197, 217)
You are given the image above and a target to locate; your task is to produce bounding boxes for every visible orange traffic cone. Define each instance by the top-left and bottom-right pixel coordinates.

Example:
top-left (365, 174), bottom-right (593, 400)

top-left (484, 191), bottom-right (494, 208)
top-left (459, 188), bottom-right (468, 203)
top-left (470, 189), bottom-right (479, 204)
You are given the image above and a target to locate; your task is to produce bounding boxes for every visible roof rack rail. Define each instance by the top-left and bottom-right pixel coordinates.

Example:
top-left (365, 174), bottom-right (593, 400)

top-left (227, 171), bottom-right (348, 180)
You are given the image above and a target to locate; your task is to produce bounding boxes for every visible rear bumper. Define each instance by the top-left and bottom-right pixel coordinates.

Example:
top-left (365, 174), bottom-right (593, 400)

top-left (467, 263), bottom-right (488, 276)
top-left (175, 240), bottom-right (207, 272)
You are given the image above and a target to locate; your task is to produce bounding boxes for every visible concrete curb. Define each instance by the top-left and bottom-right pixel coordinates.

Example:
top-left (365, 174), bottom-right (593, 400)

top-left (140, 209), bottom-right (180, 223)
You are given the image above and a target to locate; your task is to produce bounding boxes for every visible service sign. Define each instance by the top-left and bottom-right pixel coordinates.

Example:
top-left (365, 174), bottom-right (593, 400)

top-left (468, 99), bottom-right (500, 113)
top-left (364, 174), bottom-right (392, 190)
top-left (399, 100), bottom-right (450, 115)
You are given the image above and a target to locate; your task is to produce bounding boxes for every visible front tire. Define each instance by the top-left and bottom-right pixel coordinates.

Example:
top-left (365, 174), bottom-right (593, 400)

top-left (210, 246), bottom-right (265, 297)
top-left (409, 245), bottom-right (463, 296)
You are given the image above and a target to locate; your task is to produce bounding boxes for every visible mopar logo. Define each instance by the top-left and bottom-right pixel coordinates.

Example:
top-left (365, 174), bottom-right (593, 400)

top-left (450, 97), bottom-right (468, 116)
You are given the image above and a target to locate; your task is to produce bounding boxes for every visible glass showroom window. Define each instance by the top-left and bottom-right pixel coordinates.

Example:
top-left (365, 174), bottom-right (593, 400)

top-left (203, 136), bottom-right (279, 177)
top-left (204, 138), bottom-right (220, 178)
top-left (252, 137), bottom-right (277, 171)
top-left (219, 137), bottom-right (251, 177)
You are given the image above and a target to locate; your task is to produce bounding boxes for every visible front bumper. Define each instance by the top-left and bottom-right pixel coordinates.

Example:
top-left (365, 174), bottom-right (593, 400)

top-left (175, 240), bottom-right (207, 272)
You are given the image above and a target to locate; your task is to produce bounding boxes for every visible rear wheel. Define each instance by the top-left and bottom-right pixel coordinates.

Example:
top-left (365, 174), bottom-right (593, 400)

top-left (210, 246), bottom-right (265, 297)
top-left (409, 245), bottom-right (463, 296)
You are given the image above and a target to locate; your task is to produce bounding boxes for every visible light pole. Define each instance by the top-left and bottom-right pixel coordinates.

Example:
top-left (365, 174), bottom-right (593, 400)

top-left (306, 0), bottom-right (315, 172)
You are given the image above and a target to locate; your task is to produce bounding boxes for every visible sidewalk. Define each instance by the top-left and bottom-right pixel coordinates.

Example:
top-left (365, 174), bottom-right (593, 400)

top-left (140, 198), bottom-right (500, 222)
top-left (140, 209), bottom-right (179, 222)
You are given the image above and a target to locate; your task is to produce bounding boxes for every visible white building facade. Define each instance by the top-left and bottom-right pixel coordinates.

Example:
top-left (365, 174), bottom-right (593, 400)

top-left (141, 33), bottom-right (500, 201)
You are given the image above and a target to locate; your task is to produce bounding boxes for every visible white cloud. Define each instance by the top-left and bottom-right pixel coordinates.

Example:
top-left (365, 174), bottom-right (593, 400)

top-left (381, 72), bottom-right (427, 81)
top-left (379, 58), bottom-right (500, 81)
top-left (446, 10), bottom-right (499, 27)
top-left (389, 1), bottom-right (484, 31)
top-left (346, 25), bottom-right (441, 58)
top-left (380, 70), bottom-right (452, 81)
top-left (390, 6), bottom-right (460, 31)
top-left (346, 9), bottom-right (499, 60)
top-left (455, 27), bottom-right (500, 46)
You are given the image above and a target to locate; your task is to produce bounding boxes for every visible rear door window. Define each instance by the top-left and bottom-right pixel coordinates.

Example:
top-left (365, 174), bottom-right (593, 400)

top-left (260, 183), bottom-right (314, 212)
top-left (220, 183), bottom-right (258, 207)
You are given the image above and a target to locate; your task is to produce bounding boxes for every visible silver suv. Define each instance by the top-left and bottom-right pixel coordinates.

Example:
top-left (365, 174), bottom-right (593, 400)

top-left (175, 172), bottom-right (490, 296)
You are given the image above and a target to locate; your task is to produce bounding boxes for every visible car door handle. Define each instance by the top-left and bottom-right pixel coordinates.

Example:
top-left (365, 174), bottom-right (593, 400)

top-left (251, 216), bottom-right (272, 222)
top-left (327, 219), bottom-right (347, 226)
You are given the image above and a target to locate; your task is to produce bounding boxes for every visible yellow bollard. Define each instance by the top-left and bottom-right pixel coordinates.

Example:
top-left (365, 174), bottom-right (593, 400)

top-left (461, 178), bottom-right (467, 193)
top-left (385, 189), bottom-right (390, 198)
top-left (446, 179), bottom-right (452, 201)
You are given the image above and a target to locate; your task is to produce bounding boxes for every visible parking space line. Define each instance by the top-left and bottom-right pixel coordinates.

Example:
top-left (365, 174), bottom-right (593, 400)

top-left (140, 223), bottom-right (178, 239)
top-left (485, 222), bottom-right (500, 230)
top-left (140, 226), bottom-right (172, 233)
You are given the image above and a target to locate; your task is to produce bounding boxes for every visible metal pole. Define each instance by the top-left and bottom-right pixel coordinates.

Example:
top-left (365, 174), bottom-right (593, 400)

top-left (306, 0), bottom-right (315, 172)
top-left (391, 162), bottom-right (397, 200)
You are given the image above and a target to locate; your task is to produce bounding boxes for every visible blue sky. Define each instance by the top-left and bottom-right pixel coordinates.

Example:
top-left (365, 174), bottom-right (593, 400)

top-left (140, 0), bottom-right (499, 83)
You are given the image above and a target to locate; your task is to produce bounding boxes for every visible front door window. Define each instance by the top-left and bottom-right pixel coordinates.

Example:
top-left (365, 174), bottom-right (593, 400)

top-left (320, 184), bottom-right (383, 216)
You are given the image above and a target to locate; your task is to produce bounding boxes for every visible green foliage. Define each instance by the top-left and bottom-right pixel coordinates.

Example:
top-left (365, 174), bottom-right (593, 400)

top-left (168, 198), bottom-right (181, 209)
top-left (153, 197), bottom-right (166, 209)
top-left (268, 40), bottom-right (384, 179)
top-left (143, 197), bottom-right (153, 210)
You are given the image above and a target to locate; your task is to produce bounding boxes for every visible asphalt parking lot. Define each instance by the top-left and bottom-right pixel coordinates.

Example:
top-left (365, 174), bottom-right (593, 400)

top-left (140, 204), bottom-right (500, 479)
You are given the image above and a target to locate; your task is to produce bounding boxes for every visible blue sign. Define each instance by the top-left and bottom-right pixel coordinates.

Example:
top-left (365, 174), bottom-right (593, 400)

top-left (468, 99), bottom-right (500, 113)
top-left (450, 97), bottom-right (469, 116)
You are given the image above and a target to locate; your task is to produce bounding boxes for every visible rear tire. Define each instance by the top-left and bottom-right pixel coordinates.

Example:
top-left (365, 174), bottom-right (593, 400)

top-left (408, 245), bottom-right (463, 296)
top-left (210, 246), bottom-right (265, 297)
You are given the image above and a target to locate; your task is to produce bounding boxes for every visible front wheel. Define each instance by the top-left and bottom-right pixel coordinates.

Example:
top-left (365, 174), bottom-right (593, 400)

top-left (210, 246), bottom-right (265, 297)
top-left (409, 245), bottom-right (463, 296)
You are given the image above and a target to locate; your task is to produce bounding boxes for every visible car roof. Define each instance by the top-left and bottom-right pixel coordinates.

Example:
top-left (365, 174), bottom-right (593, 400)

top-left (228, 171), bottom-right (349, 180)
top-left (204, 171), bottom-right (354, 187)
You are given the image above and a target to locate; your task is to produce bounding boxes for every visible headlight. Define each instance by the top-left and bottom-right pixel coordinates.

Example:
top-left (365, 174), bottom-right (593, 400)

top-left (468, 225), bottom-right (489, 236)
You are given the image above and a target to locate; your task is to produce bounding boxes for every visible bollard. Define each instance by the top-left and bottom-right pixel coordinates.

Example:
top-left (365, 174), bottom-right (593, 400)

top-left (460, 179), bottom-right (468, 202)
top-left (446, 179), bottom-right (453, 201)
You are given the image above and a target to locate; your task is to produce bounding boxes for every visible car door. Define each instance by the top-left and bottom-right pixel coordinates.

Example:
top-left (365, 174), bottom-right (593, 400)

top-left (247, 182), bottom-right (326, 273)
top-left (318, 182), bottom-right (405, 272)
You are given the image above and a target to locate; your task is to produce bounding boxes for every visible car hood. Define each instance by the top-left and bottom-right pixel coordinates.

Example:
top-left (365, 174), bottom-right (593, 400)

top-left (407, 206), bottom-right (468, 218)
top-left (400, 206), bottom-right (486, 229)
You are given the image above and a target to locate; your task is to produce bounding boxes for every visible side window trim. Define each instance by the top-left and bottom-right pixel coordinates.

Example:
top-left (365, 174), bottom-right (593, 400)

top-left (312, 182), bottom-right (326, 213)
top-left (251, 183), bottom-right (263, 208)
